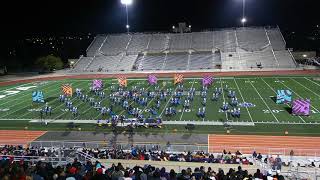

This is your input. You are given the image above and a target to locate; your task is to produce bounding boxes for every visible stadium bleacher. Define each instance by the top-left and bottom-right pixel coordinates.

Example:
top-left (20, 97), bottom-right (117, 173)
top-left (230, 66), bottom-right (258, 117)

top-left (163, 53), bottom-right (189, 70)
top-left (266, 27), bottom-right (287, 51)
top-left (71, 56), bottom-right (93, 72)
top-left (138, 54), bottom-right (165, 70)
top-left (72, 26), bottom-right (297, 73)
top-left (127, 34), bottom-right (151, 55)
top-left (87, 55), bottom-right (122, 72)
top-left (236, 27), bottom-right (269, 51)
top-left (191, 32), bottom-right (214, 51)
top-left (100, 34), bottom-right (131, 56)
top-left (169, 33), bottom-right (192, 52)
top-left (86, 35), bottom-right (107, 57)
top-left (147, 34), bottom-right (168, 53)
top-left (189, 52), bottom-right (221, 70)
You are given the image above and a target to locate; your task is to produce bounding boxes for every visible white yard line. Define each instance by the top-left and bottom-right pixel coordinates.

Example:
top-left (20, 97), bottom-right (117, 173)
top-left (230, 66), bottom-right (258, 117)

top-left (65, 87), bottom-right (111, 120)
top-left (0, 81), bottom-right (55, 103)
top-left (21, 81), bottom-right (87, 119)
top-left (305, 77), bottom-right (320, 88)
top-left (261, 78), bottom-right (306, 123)
top-left (159, 86), bottom-right (179, 117)
top-left (249, 79), bottom-right (279, 122)
top-left (0, 82), bottom-right (35, 93)
top-left (179, 79), bottom-right (195, 121)
top-left (52, 80), bottom-right (113, 121)
top-left (0, 82), bottom-right (69, 119)
top-left (118, 84), bottom-right (152, 116)
top-left (278, 78), bottom-right (320, 112)
top-left (219, 78), bottom-right (229, 121)
top-left (83, 83), bottom-right (128, 118)
top-left (290, 78), bottom-right (320, 98)
top-left (0, 81), bottom-right (57, 109)
top-left (233, 78), bottom-right (254, 122)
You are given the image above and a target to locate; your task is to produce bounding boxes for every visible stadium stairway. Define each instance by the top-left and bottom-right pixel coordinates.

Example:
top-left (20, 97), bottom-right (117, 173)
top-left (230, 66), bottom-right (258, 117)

top-left (0, 130), bottom-right (46, 146)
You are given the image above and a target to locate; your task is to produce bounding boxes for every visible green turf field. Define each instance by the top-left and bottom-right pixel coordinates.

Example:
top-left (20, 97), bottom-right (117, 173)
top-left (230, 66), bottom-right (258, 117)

top-left (0, 76), bottom-right (320, 127)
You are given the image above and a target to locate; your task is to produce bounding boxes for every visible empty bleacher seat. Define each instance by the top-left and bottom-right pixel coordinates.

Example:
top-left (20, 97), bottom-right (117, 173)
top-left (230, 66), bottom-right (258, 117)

top-left (100, 35), bottom-right (130, 56)
top-left (86, 35), bottom-right (106, 57)
top-left (163, 54), bottom-right (189, 70)
top-left (236, 28), bottom-right (269, 51)
top-left (138, 54), bottom-right (165, 70)
top-left (169, 34), bottom-right (192, 52)
top-left (266, 28), bottom-right (286, 51)
top-left (214, 30), bottom-right (236, 52)
top-left (127, 34), bottom-right (151, 54)
top-left (147, 34), bottom-right (167, 53)
top-left (191, 32), bottom-right (214, 51)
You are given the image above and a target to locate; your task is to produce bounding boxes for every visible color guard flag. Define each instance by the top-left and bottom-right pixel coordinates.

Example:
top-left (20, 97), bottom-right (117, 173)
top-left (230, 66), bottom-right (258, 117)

top-left (61, 84), bottom-right (73, 96)
top-left (174, 74), bottom-right (184, 85)
top-left (118, 76), bottom-right (127, 87)
top-left (92, 79), bottom-right (103, 90)
top-left (148, 75), bottom-right (158, 85)
top-left (276, 90), bottom-right (292, 104)
top-left (292, 99), bottom-right (310, 116)
top-left (32, 91), bottom-right (45, 103)
top-left (202, 76), bottom-right (213, 86)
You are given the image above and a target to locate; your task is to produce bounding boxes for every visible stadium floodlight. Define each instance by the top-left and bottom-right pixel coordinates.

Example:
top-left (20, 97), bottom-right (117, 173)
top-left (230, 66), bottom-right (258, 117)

top-left (241, 17), bottom-right (247, 26)
top-left (121, 0), bottom-right (133, 34)
top-left (241, 17), bottom-right (247, 23)
top-left (121, 0), bottom-right (132, 5)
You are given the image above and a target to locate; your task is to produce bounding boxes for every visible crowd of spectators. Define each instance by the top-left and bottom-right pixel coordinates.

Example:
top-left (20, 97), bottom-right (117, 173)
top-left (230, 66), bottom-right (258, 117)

top-left (1, 145), bottom-right (253, 165)
top-left (0, 145), bottom-right (291, 180)
top-left (81, 148), bottom-right (252, 165)
top-left (0, 157), bottom-right (285, 180)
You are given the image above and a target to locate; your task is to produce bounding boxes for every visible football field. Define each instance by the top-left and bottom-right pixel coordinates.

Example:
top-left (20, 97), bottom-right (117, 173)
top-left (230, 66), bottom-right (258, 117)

top-left (0, 76), bottom-right (320, 125)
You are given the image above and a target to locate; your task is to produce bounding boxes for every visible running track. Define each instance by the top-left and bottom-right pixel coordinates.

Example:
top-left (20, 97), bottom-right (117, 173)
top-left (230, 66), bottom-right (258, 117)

top-left (208, 134), bottom-right (320, 156)
top-left (0, 130), bottom-right (46, 146)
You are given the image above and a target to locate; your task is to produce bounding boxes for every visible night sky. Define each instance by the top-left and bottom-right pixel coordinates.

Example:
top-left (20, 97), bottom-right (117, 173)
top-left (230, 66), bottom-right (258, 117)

top-left (2, 0), bottom-right (319, 35)
top-left (0, 0), bottom-right (319, 69)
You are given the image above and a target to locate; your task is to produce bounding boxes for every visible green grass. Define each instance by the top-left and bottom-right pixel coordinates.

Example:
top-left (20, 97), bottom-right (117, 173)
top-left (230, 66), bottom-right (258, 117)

top-left (1, 76), bottom-right (320, 135)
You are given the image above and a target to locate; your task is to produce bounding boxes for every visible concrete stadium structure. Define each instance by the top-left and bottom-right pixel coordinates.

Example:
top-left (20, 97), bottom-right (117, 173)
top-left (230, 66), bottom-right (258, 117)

top-left (71, 26), bottom-right (298, 73)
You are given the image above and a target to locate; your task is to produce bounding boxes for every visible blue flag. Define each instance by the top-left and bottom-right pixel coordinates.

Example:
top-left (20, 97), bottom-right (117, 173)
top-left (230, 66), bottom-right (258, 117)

top-left (32, 91), bottom-right (45, 103)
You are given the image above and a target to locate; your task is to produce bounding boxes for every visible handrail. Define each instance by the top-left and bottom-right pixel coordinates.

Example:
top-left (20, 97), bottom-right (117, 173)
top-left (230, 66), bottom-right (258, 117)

top-left (277, 25), bottom-right (287, 47)
top-left (25, 141), bottom-right (320, 157)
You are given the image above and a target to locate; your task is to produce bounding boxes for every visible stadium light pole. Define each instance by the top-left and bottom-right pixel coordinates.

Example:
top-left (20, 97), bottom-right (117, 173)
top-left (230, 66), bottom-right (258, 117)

top-left (121, 0), bottom-right (132, 34)
top-left (241, 0), bottom-right (246, 27)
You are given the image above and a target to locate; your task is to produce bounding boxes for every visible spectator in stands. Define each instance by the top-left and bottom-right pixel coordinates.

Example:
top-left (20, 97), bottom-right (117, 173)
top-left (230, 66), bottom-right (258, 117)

top-left (216, 168), bottom-right (225, 180)
top-left (177, 169), bottom-right (190, 180)
top-left (254, 169), bottom-right (263, 179)
top-left (111, 166), bottom-right (124, 180)
top-left (289, 150), bottom-right (294, 162)
top-left (223, 150), bottom-right (227, 154)
top-left (236, 166), bottom-right (245, 179)
top-left (160, 167), bottom-right (169, 180)
top-left (168, 169), bottom-right (176, 180)
top-left (257, 153), bottom-right (263, 161)
top-left (140, 168), bottom-right (148, 180)
top-left (235, 150), bottom-right (242, 156)
top-left (275, 155), bottom-right (282, 170)
top-left (119, 170), bottom-right (132, 180)
top-left (192, 167), bottom-right (204, 180)
top-left (252, 151), bottom-right (257, 159)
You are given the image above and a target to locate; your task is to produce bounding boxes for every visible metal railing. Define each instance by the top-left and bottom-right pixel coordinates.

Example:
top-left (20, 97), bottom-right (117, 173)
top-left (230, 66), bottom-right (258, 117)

top-left (3, 140), bottom-right (320, 158)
